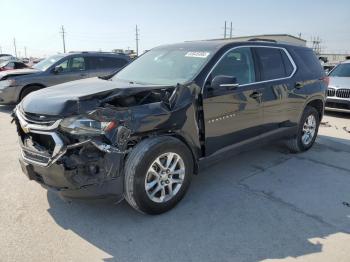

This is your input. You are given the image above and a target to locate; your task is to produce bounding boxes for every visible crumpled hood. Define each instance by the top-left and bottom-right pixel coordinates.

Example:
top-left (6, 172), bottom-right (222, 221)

top-left (0, 68), bottom-right (40, 80)
top-left (329, 77), bottom-right (350, 89)
top-left (21, 77), bottom-right (173, 116)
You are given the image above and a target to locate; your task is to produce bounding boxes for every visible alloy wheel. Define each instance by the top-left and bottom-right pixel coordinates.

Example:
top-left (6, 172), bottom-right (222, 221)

top-left (145, 152), bottom-right (185, 203)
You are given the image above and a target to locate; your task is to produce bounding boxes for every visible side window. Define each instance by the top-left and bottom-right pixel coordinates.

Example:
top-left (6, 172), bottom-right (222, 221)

top-left (15, 62), bottom-right (26, 69)
top-left (56, 59), bottom-right (69, 73)
top-left (293, 49), bottom-right (324, 78)
top-left (88, 56), bottom-right (128, 70)
top-left (70, 57), bottom-right (86, 71)
top-left (211, 47), bottom-right (256, 85)
top-left (255, 47), bottom-right (287, 80)
top-left (106, 57), bottom-right (128, 68)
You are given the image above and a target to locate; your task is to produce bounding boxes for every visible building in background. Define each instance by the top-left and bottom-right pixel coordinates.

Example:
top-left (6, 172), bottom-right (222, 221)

top-left (319, 53), bottom-right (350, 68)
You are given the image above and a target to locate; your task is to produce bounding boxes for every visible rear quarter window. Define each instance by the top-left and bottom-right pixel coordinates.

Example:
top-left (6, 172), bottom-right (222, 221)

top-left (293, 49), bottom-right (324, 78)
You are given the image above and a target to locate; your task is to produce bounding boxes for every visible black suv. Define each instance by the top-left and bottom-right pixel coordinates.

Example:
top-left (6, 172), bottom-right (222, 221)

top-left (0, 52), bottom-right (130, 104)
top-left (13, 40), bottom-right (327, 214)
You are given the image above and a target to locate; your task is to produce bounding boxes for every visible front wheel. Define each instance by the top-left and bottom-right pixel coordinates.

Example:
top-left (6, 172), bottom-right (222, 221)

top-left (124, 136), bottom-right (194, 215)
top-left (285, 106), bottom-right (320, 153)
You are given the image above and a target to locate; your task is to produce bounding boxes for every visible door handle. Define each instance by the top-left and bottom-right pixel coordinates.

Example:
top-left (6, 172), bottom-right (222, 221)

top-left (295, 82), bottom-right (304, 89)
top-left (249, 92), bottom-right (262, 99)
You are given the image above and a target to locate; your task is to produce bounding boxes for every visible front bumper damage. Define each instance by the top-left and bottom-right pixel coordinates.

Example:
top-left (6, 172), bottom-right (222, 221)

top-left (14, 107), bottom-right (129, 200)
top-left (13, 83), bottom-right (202, 201)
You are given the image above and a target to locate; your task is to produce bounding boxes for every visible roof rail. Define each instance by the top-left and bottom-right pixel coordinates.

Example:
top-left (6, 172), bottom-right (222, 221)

top-left (68, 51), bottom-right (126, 55)
top-left (248, 38), bottom-right (277, 43)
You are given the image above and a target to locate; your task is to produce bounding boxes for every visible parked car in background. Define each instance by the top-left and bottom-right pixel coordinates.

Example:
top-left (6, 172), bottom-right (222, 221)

top-left (0, 60), bottom-right (28, 71)
top-left (326, 60), bottom-right (350, 112)
top-left (0, 54), bottom-right (16, 62)
top-left (0, 52), bottom-right (130, 104)
top-left (13, 40), bottom-right (327, 214)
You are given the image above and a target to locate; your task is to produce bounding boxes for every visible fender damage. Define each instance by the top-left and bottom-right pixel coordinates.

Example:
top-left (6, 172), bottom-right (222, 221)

top-left (13, 80), bottom-right (202, 200)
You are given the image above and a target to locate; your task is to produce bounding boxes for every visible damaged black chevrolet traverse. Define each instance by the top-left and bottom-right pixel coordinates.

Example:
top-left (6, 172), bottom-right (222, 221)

top-left (13, 40), bottom-right (327, 214)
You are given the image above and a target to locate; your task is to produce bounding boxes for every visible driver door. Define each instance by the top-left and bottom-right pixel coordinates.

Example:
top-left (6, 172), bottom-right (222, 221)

top-left (203, 47), bottom-right (265, 155)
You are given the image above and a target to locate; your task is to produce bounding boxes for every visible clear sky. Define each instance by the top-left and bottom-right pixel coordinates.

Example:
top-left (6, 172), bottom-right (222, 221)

top-left (1, 0), bottom-right (349, 57)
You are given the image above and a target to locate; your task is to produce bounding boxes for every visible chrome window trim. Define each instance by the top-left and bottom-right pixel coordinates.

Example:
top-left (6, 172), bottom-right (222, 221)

top-left (202, 45), bottom-right (297, 92)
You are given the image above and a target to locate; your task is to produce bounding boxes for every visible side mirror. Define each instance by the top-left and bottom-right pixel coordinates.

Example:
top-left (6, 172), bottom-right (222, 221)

top-left (211, 75), bottom-right (239, 90)
top-left (53, 66), bottom-right (63, 74)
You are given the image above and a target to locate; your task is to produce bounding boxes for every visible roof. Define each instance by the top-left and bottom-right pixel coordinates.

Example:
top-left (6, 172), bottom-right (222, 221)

top-left (155, 38), bottom-right (306, 52)
top-left (207, 34), bottom-right (307, 43)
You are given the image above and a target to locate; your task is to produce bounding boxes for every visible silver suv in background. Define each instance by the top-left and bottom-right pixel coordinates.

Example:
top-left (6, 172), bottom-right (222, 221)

top-left (326, 60), bottom-right (350, 112)
top-left (0, 52), bottom-right (130, 104)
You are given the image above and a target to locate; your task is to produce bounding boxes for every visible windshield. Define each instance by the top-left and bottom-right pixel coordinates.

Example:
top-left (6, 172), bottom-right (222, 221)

top-left (112, 48), bottom-right (212, 85)
top-left (329, 63), bottom-right (350, 77)
top-left (33, 54), bottom-right (65, 71)
top-left (0, 61), bottom-right (8, 67)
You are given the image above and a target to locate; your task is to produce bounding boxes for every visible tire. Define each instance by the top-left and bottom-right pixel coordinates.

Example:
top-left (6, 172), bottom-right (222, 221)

top-left (124, 136), bottom-right (194, 215)
top-left (285, 106), bottom-right (320, 153)
top-left (20, 85), bottom-right (43, 101)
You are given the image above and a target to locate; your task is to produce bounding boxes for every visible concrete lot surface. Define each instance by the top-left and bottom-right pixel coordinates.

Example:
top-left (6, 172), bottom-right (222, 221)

top-left (1, 105), bottom-right (350, 262)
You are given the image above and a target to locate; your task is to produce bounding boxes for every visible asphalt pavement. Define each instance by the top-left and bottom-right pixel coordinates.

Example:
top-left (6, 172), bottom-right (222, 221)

top-left (1, 104), bottom-right (350, 262)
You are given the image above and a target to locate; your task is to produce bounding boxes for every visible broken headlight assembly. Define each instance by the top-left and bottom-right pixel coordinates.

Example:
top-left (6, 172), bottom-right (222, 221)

top-left (60, 116), bottom-right (117, 135)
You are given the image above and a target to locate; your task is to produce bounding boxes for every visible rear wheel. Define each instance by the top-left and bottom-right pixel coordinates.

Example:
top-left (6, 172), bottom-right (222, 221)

top-left (20, 85), bottom-right (43, 101)
top-left (124, 136), bottom-right (193, 215)
top-left (285, 106), bottom-right (320, 153)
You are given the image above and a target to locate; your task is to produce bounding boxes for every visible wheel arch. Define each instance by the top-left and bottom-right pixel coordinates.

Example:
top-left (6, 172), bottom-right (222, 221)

top-left (130, 132), bottom-right (199, 175)
top-left (297, 96), bottom-right (325, 123)
top-left (18, 83), bottom-right (46, 101)
top-left (305, 97), bottom-right (325, 121)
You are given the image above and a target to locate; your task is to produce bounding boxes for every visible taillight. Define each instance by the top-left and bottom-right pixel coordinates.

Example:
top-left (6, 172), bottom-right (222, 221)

top-left (321, 76), bottom-right (329, 87)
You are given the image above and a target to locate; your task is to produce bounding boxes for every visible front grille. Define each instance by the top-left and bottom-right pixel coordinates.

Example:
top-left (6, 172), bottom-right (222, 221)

top-left (327, 88), bottom-right (335, 97)
top-left (336, 89), bottom-right (350, 99)
top-left (19, 107), bottom-right (60, 126)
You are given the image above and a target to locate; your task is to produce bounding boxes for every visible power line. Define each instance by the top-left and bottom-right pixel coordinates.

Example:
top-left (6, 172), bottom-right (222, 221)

top-left (60, 25), bottom-right (66, 53)
top-left (135, 24), bottom-right (139, 56)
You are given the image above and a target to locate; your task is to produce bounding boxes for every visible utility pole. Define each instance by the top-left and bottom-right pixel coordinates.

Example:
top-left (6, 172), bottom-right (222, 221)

top-left (230, 22), bottom-right (233, 38)
top-left (13, 38), bottom-right (17, 58)
top-left (24, 46), bottom-right (27, 58)
top-left (135, 24), bottom-right (139, 56)
top-left (60, 25), bottom-right (66, 53)
top-left (224, 21), bottom-right (227, 39)
top-left (0, 46), bottom-right (2, 54)
top-left (311, 36), bottom-right (322, 55)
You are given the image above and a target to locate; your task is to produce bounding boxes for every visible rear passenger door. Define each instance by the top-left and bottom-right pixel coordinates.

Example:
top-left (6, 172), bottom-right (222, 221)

top-left (87, 56), bottom-right (128, 77)
top-left (253, 47), bottom-right (296, 132)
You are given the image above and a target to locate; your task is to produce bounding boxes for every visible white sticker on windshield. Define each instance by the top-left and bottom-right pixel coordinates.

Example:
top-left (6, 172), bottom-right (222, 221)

top-left (185, 52), bottom-right (210, 58)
